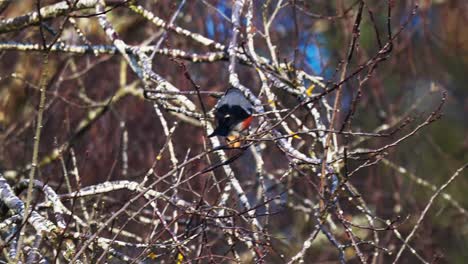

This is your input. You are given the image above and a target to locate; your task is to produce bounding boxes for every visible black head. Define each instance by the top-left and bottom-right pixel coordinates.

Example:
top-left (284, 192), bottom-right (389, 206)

top-left (209, 88), bottom-right (254, 137)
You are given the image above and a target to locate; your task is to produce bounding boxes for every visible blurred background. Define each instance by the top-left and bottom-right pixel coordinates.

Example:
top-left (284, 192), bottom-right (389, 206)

top-left (0, 0), bottom-right (466, 263)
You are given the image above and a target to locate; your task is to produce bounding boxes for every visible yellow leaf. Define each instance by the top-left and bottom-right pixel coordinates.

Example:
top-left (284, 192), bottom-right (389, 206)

top-left (306, 85), bottom-right (315, 96)
top-left (156, 155), bottom-right (162, 160)
top-left (290, 132), bottom-right (302, 140)
top-left (268, 99), bottom-right (276, 107)
top-left (147, 252), bottom-right (157, 260)
top-left (176, 252), bottom-right (184, 264)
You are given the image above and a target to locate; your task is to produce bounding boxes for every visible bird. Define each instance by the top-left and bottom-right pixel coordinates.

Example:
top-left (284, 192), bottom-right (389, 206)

top-left (208, 87), bottom-right (254, 144)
